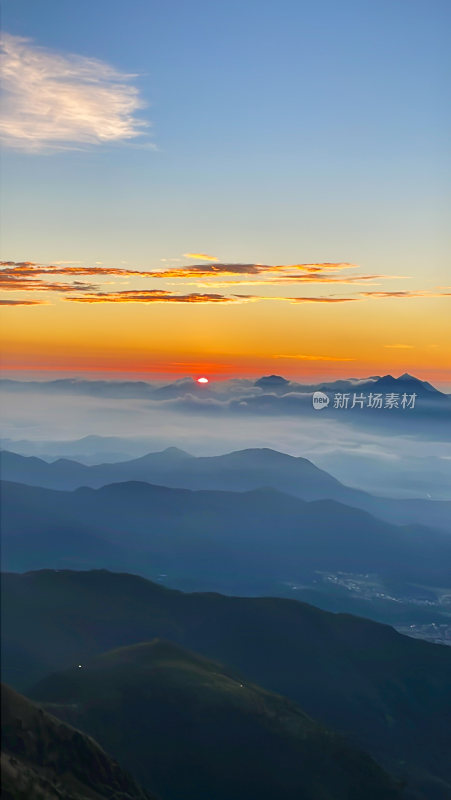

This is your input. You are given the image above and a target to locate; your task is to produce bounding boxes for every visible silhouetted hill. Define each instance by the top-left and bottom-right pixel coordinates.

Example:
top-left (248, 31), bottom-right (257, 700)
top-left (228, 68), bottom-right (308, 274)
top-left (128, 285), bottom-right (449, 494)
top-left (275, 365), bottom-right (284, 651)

top-left (2, 479), bottom-right (450, 592)
top-left (3, 569), bottom-right (451, 798)
top-left (2, 447), bottom-right (449, 532)
top-left (28, 639), bottom-right (403, 800)
top-left (1, 682), bottom-right (154, 800)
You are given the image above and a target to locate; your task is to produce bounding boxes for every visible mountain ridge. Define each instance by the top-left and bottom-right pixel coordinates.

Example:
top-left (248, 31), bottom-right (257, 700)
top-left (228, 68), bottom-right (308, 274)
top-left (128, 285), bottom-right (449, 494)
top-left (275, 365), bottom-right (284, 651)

top-left (3, 568), bottom-right (451, 799)
top-left (1, 682), bottom-right (154, 800)
top-left (2, 446), bottom-right (450, 532)
top-left (2, 478), bottom-right (450, 594)
top-left (27, 638), bottom-right (404, 800)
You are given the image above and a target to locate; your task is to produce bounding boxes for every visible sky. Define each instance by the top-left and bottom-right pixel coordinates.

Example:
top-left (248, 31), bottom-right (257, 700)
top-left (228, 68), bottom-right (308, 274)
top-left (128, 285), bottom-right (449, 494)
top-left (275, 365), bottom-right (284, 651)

top-left (1, 0), bottom-right (450, 384)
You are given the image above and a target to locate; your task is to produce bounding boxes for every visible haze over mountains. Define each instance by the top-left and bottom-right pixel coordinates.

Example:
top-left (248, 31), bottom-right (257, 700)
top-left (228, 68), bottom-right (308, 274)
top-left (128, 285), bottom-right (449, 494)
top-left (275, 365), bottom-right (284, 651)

top-left (2, 475), bottom-right (451, 593)
top-left (2, 446), bottom-right (450, 532)
top-left (3, 569), bottom-right (451, 799)
top-left (1, 372), bottom-right (448, 402)
top-left (1, 373), bottom-right (449, 442)
top-left (2, 373), bottom-right (450, 504)
top-left (2, 441), bottom-right (450, 632)
top-left (2, 372), bottom-right (450, 799)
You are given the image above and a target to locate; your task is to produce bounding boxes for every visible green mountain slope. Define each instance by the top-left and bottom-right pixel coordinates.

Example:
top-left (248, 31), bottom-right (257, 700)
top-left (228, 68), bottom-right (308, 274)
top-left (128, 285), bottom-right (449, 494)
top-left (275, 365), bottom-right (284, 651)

top-left (3, 569), bottom-right (451, 798)
top-left (29, 639), bottom-right (403, 800)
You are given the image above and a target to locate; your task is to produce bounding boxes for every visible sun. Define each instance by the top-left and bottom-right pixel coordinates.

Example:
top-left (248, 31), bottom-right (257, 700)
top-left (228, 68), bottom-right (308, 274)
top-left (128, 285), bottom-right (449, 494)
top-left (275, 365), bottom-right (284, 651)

top-left (196, 377), bottom-right (209, 384)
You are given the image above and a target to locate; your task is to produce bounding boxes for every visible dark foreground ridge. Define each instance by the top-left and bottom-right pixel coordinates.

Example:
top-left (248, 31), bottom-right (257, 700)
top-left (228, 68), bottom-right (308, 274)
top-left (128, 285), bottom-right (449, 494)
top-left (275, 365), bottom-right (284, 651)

top-left (1, 682), bottom-right (154, 800)
top-left (3, 569), bottom-right (451, 799)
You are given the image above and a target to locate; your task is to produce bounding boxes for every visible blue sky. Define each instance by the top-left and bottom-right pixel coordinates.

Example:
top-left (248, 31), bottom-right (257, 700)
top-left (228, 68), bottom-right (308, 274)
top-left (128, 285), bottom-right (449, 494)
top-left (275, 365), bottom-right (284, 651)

top-left (2, 0), bottom-right (450, 277)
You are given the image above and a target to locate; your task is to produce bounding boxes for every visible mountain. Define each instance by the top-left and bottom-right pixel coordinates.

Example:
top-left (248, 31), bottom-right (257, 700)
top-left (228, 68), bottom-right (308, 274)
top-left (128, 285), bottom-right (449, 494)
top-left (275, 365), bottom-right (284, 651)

top-left (0, 378), bottom-right (157, 399)
top-left (1, 373), bottom-right (446, 399)
top-left (2, 479), bottom-right (451, 595)
top-left (0, 434), bottom-right (157, 464)
top-left (312, 373), bottom-right (446, 397)
top-left (1, 447), bottom-right (450, 532)
top-left (1, 682), bottom-right (154, 800)
top-left (3, 569), bottom-right (451, 799)
top-left (254, 372), bottom-right (447, 397)
top-left (27, 639), bottom-right (403, 800)
top-left (254, 374), bottom-right (291, 391)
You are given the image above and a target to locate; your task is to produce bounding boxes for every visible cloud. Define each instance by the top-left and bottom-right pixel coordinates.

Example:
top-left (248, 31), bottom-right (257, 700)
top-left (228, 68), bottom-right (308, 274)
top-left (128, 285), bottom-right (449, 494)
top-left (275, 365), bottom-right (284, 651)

top-left (275, 354), bottom-right (355, 361)
top-left (149, 262), bottom-right (360, 279)
top-left (0, 298), bottom-right (45, 305)
top-left (265, 273), bottom-right (406, 285)
top-left (0, 261), bottom-right (361, 278)
top-left (183, 253), bottom-right (219, 262)
top-left (289, 296), bottom-right (357, 303)
top-left (0, 261), bottom-right (36, 267)
top-left (0, 273), bottom-right (98, 293)
top-left (0, 260), bottom-right (391, 287)
top-left (0, 33), bottom-right (148, 152)
top-left (66, 289), bottom-right (245, 304)
top-left (6, 259), bottom-right (447, 308)
top-left (384, 344), bottom-right (414, 349)
top-left (361, 290), bottom-right (451, 299)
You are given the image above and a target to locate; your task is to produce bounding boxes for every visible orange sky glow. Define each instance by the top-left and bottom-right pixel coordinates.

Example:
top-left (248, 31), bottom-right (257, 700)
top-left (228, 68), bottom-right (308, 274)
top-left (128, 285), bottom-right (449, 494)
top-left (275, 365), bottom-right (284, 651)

top-left (1, 259), bottom-right (450, 387)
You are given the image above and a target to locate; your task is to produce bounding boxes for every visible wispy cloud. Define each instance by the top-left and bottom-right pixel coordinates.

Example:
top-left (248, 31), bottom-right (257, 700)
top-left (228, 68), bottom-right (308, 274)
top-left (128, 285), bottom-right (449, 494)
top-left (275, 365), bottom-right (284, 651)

top-left (5, 259), bottom-right (448, 308)
top-left (361, 290), bottom-right (451, 299)
top-left (289, 296), bottom-right (357, 303)
top-left (66, 290), bottom-right (247, 304)
top-left (0, 298), bottom-right (45, 305)
top-left (0, 33), bottom-right (148, 152)
top-left (0, 273), bottom-right (98, 293)
top-left (274, 353), bottom-right (355, 361)
top-left (183, 253), bottom-right (219, 262)
top-left (384, 344), bottom-right (414, 349)
top-left (0, 260), bottom-right (369, 284)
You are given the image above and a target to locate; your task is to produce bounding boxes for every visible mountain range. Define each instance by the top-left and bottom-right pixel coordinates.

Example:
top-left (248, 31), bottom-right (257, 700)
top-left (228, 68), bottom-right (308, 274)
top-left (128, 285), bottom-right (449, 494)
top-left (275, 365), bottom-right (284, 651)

top-left (1, 375), bottom-right (450, 798)
top-left (2, 477), bottom-right (451, 601)
top-left (2, 447), bottom-right (450, 532)
top-left (3, 569), bottom-right (451, 799)
top-left (1, 372), bottom-right (448, 400)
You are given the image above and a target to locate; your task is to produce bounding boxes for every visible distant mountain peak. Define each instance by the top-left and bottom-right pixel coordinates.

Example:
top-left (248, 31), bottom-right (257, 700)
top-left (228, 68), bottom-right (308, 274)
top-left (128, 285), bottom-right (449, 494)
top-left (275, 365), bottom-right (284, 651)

top-left (371, 373), bottom-right (443, 395)
top-left (254, 375), bottom-right (290, 390)
top-left (160, 446), bottom-right (192, 458)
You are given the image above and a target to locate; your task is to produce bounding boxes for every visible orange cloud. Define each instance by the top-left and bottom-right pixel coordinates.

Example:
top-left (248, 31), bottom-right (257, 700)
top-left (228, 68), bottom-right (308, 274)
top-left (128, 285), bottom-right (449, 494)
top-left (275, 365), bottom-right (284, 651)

top-left (7, 259), bottom-right (444, 311)
top-left (66, 289), bottom-right (243, 304)
top-left (274, 353), bottom-right (355, 361)
top-left (0, 260), bottom-right (360, 281)
top-left (289, 296), bottom-right (357, 303)
top-left (0, 273), bottom-right (98, 293)
top-left (0, 298), bottom-right (45, 305)
top-left (384, 344), bottom-right (414, 349)
top-left (361, 290), bottom-right (451, 299)
top-left (183, 253), bottom-right (219, 261)
top-left (167, 273), bottom-right (403, 288)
